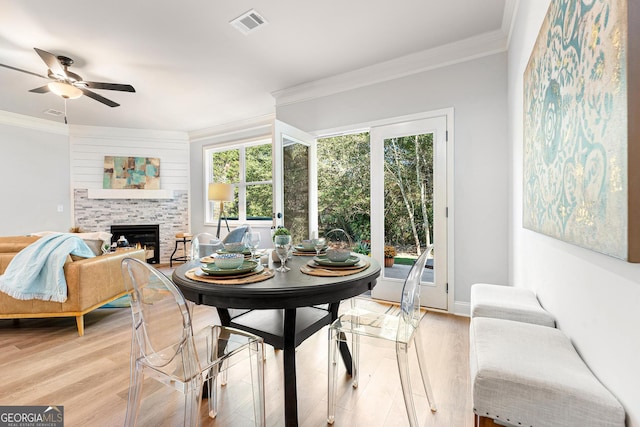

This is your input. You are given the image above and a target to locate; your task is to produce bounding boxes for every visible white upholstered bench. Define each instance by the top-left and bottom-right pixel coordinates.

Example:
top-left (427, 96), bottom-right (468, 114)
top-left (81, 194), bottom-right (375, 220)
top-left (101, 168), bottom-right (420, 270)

top-left (470, 317), bottom-right (625, 427)
top-left (469, 284), bottom-right (625, 426)
top-left (470, 283), bottom-right (555, 327)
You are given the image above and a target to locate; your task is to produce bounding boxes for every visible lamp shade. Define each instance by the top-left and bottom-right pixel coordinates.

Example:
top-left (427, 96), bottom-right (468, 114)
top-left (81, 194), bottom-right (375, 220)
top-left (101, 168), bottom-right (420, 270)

top-left (48, 81), bottom-right (83, 99)
top-left (208, 183), bottom-right (234, 202)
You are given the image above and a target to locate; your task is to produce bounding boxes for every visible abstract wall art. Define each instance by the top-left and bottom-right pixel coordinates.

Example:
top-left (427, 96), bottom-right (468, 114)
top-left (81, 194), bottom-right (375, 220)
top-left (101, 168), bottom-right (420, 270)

top-left (103, 156), bottom-right (161, 190)
top-left (523, 0), bottom-right (639, 262)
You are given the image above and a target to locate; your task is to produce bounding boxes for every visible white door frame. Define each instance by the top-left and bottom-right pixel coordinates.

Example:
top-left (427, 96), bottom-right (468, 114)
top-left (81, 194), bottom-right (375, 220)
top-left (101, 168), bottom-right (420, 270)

top-left (272, 119), bottom-right (318, 233)
top-left (312, 108), bottom-right (455, 313)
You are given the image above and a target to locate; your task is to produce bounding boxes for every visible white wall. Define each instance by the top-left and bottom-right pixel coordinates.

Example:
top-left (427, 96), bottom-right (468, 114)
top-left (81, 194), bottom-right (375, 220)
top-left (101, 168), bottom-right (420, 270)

top-left (0, 113), bottom-right (71, 235)
top-left (0, 112), bottom-right (192, 262)
top-left (69, 124), bottom-right (189, 191)
top-left (276, 53), bottom-right (510, 310)
top-left (508, 1), bottom-right (640, 424)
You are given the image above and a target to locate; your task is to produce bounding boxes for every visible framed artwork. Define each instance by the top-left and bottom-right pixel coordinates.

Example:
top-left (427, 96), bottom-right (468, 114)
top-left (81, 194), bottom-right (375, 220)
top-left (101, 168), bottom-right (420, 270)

top-left (523, 0), bottom-right (639, 262)
top-left (103, 156), bottom-right (160, 190)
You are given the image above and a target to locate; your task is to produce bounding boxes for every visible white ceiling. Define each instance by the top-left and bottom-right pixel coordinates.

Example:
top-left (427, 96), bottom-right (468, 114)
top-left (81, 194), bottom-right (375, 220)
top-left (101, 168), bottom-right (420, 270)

top-left (0, 0), bottom-right (511, 133)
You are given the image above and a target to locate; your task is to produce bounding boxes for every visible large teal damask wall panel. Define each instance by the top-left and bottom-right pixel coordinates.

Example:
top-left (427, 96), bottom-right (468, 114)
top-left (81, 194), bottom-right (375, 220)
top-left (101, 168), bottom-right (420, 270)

top-left (523, 0), bottom-right (638, 262)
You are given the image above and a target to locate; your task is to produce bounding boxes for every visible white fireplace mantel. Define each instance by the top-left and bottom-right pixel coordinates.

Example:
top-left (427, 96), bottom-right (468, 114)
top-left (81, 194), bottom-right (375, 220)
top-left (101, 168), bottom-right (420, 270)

top-left (87, 189), bottom-right (174, 199)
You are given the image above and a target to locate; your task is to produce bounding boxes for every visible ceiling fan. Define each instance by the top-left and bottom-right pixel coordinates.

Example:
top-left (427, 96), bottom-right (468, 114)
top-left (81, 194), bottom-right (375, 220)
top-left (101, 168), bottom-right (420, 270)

top-left (0, 47), bottom-right (135, 108)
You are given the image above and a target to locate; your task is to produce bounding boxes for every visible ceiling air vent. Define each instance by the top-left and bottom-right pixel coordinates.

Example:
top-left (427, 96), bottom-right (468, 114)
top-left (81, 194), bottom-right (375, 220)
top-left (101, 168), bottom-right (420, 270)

top-left (230, 9), bottom-right (268, 35)
top-left (43, 108), bottom-right (64, 117)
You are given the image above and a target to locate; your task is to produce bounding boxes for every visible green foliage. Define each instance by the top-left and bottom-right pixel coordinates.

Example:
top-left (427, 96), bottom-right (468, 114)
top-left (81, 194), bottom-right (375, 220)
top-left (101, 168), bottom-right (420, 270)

top-left (245, 144), bottom-right (272, 182)
top-left (353, 240), bottom-right (370, 255)
top-left (272, 227), bottom-right (291, 241)
top-left (317, 132), bottom-right (371, 244)
top-left (246, 184), bottom-right (272, 219)
top-left (383, 134), bottom-right (434, 247)
top-left (207, 130), bottom-right (434, 255)
top-left (210, 144), bottom-right (273, 220)
top-left (283, 144), bottom-right (310, 243)
top-left (211, 149), bottom-right (240, 183)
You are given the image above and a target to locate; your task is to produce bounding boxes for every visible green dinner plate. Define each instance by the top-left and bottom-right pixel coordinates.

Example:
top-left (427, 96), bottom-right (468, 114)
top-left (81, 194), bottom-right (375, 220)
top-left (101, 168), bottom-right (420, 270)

top-left (201, 260), bottom-right (260, 276)
top-left (313, 255), bottom-right (359, 267)
top-left (217, 248), bottom-right (252, 256)
top-left (294, 245), bottom-right (327, 252)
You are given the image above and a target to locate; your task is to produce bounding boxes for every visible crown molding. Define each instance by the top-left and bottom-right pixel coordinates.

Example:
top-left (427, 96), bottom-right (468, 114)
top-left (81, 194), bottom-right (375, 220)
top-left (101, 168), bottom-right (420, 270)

top-left (188, 113), bottom-right (275, 142)
top-left (502, 0), bottom-right (520, 47)
top-left (0, 110), bottom-right (68, 135)
top-left (272, 29), bottom-right (509, 107)
top-left (68, 124), bottom-right (189, 142)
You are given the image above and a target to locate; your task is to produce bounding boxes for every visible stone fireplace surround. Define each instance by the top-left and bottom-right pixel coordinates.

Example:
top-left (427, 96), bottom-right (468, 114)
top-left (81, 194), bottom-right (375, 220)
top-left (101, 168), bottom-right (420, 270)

top-left (73, 189), bottom-right (189, 264)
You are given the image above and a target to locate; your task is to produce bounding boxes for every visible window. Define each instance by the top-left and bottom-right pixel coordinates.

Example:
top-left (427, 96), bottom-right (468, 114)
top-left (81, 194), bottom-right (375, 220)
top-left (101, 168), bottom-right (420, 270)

top-left (205, 140), bottom-right (273, 224)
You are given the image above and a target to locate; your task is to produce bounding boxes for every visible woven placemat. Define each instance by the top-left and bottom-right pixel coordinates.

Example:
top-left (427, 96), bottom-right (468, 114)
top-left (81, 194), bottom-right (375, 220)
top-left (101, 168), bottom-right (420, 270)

top-left (185, 267), bottom-right (275, 285)
top-left (306, 259), bottom-right (368, 270)
top-left (300, 259), bottom-right (370, 277)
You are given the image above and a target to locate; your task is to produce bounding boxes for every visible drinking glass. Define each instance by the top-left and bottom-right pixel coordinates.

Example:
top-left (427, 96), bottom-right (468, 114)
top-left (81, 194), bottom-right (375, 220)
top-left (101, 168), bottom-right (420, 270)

top-left (244, 231), bottom-right (261, 261)
top-left (312, 237), bottom-right (326, 256)
top-left (274, 235), bottom-right (292, 272)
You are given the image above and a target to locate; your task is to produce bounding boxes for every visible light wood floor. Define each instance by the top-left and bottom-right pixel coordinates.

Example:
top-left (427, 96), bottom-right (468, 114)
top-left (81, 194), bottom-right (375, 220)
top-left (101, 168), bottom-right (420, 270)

top-left (0, 279), bottom-right (472, 426)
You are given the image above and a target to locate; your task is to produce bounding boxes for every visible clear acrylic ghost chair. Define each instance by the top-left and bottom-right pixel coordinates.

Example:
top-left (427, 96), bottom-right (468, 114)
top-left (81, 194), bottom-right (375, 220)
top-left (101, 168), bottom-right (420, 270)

top-left (222, 224), bottom-right (251, 244)
top-left (190, 232), bottom-right (223, 261)
top-left (191, 231), bottom-right (255, 375)
top-left (121, 258), bottom-right (265, 427)
top-left (327, 246), bottom-right (437, 427)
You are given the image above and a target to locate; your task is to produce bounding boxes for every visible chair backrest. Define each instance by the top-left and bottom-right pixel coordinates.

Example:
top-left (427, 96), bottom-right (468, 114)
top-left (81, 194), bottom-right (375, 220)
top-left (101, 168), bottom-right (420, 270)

top-left (398, 245), bottom-right (434, 339)
top-left (222, 225), bottom-right (251, 244)
top-left (121, 257), bottom-right (195, 369)
top-left (191, 232), bottom-right (223, 260)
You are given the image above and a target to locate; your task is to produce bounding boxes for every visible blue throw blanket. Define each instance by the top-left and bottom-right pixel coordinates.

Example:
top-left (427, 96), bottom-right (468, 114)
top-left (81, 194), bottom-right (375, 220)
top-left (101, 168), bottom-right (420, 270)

top-left (0, 233), bottom-right (96, 303)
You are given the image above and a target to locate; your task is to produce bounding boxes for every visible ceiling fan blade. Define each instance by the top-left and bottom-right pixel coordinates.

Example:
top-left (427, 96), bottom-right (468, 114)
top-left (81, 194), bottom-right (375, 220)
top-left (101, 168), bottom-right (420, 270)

top-left (83, 81), bottom-right (135, 92)
top-left (80, 88), bottom-right (120, 107)
top-left (0, 63), bottom-right (48, 79)
top-left (34, 47), bottom-right (67, 79)
top-left (29, 85), bottom-right (50, 93)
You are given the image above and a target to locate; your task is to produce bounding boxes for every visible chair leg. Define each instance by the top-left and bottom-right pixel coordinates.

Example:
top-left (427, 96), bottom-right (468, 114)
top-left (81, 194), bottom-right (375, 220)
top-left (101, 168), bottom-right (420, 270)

top-left (220, 359), bottom-right (228, 386)
top-left (207, 328), bottom-right (220, 419)
top-left (124, 362), bottom-right (144, 427)
top-left (249, 339), bottom-right (266, 427)
top-left (414, 331), bottom-right (437, 412)
top-left (396, 341), bottom-right (419, 427)
top-left (478, 415), bottom-right (503, 427)
top-left (351, 333), bottom-right (360, 388)
top-left (327, 327), bottom-right (340, 424)
top-left (208, 369), bottom-right (219, 419)
top-left (350, 301), bottom-right (360, 388)
top-left (184, 376), bottom-right (203, 426)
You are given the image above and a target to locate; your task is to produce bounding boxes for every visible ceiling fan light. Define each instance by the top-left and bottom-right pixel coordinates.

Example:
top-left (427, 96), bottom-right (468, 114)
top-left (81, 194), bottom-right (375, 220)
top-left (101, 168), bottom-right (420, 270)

top-left (48, 81), bottom-right (82, 99)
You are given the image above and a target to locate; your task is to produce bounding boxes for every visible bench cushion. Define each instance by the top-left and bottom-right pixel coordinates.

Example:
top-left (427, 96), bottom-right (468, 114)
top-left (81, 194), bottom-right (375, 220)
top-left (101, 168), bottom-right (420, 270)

top-left (470, 317), bottom-right (625, 427)
top-left (471, 283), bottom-right (555, 327)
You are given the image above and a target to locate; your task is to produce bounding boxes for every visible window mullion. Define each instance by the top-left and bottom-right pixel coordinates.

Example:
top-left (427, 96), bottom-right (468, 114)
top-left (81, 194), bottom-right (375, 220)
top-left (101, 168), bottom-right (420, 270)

top-left (238, 146), bottom-right (247, 222)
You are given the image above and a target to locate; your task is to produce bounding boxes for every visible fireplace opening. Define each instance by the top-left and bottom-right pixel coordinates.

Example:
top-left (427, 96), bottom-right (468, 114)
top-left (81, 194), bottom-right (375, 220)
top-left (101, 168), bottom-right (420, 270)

top-left (110, 224), bottom-right (160, 264)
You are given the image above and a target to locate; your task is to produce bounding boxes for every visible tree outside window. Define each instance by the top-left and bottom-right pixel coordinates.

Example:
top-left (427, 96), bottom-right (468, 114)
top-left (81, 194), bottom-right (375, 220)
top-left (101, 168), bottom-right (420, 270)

top-left (206, 141), bottom-right (272, 224)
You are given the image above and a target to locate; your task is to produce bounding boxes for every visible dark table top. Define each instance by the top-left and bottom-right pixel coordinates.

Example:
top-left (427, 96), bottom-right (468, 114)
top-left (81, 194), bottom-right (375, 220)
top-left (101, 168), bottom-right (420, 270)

top-left (172, 253), bottom-right (381, 310)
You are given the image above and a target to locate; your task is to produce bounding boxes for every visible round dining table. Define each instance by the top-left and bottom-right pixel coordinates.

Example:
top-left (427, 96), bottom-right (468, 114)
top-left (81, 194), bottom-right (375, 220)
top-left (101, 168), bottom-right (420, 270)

top-left (172, 253), bottom-right (381, 427)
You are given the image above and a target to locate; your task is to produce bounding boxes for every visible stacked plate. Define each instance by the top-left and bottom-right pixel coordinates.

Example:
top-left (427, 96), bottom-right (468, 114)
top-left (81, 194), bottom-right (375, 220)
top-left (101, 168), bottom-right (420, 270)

top-left (309, 254), bottom-right (364, 269)
top-left (292, 244), bottom-right (327, 256)
top-left (196, 259), bottom-right (264, 279)
top-left (215, 248), bottom-right (252, 259)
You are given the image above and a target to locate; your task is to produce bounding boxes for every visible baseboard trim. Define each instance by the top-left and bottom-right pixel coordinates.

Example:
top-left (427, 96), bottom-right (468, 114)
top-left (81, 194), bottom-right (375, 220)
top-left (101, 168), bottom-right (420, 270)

top-left (454, 300), bottom-right (470, 317)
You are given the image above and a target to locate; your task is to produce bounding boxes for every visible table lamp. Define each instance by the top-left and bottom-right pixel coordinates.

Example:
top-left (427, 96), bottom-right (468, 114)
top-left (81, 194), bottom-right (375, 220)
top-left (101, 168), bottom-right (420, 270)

top-left (208, 183), bottom-right (234, 238)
